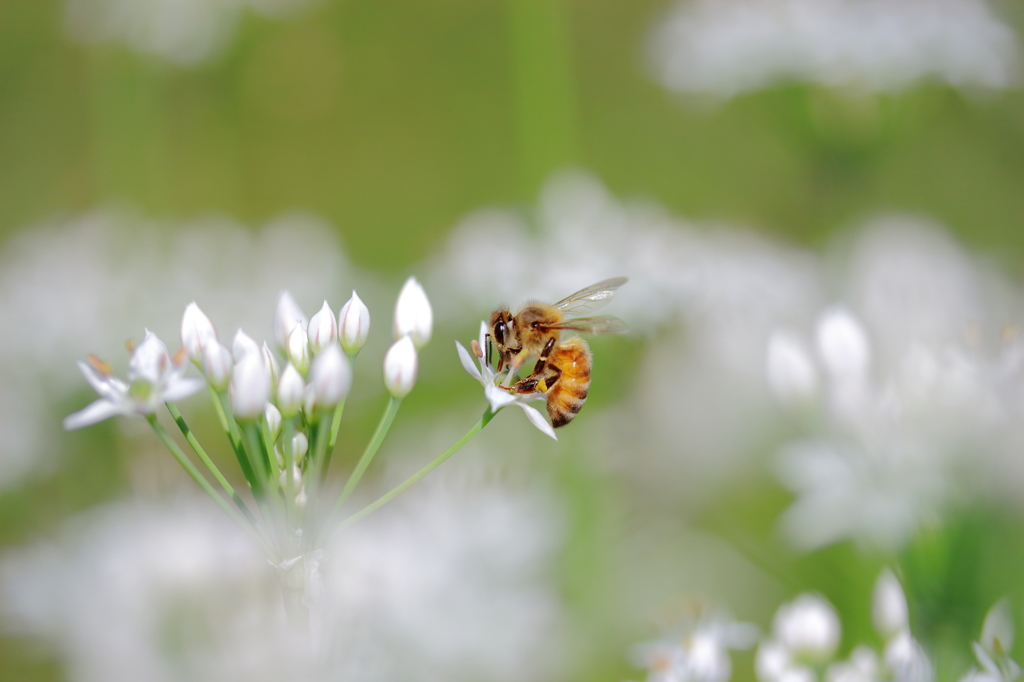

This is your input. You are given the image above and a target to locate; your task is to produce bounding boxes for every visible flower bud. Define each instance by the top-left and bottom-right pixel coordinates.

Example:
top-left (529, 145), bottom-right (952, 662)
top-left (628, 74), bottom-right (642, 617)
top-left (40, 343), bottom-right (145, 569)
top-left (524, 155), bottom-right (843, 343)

top-left (872, 569), bottom-right (908, 639)
top-left (393, 276), bottom-right (432, 348)
top-left (232, 329), bottom-right (260, 361)
top-left (230, 352), bottom-right (270, 419)
top-left (181, 302), bottom-right (217, 364)
top-left (339, 290), bottom-right (371, 353)
top-left (291, 431), bottom-right (308, 463)
top-left (279, 464), bottom-right (302, 489)
top-left (383, 335), bottom-right (418, 398)
top-left (816, 308), bottom-right (870, 379)
top-left (773, 594), bottom-right (840, 663)
top-left (287, 324), bottom-right (311, 375)
top-left (307, 300), bottom-right (338, 355)
top-left (261, 342), bottom-right (280, 390)
top-left (274, 291), bottom-right (307, 352)
top-left (767, 330), bottom-right (818, 403)
top-left (202, 342), bottom-right (234, 391)
top-left (265, 403), bottom-right (283, 443)
top-left (308, 343), bottom-right (352, 411)
top-left (277, 363), bottom-right (305, 418)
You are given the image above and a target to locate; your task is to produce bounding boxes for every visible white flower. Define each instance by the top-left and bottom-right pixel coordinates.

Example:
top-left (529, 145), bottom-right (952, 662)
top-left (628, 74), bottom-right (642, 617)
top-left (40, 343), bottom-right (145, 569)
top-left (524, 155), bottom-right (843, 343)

top-left (648, 0), bottom-right (1020, 99)
top-left (383, 335), bottom-right (418, 399)
top-left (274, 290), bottom-right (307, 352)
top-left (393, 276), bottom-right (433, 348)
top-left (338, 290), bottom-right (371, 353)
top-left (456, 321), bottom-right (557, 440)
top-left (264, 403), bottom-right (282, 442)
top-left (772, 594), bottom-right (841, 663)
top-left (63, 331), bottom-right (204, 429)
top-left (307, 300), bottom-right (338, 355)
top-left (180, 301), bottom-right (217, 364)
top-left (767, 330), bottom-right (819, 404)
top-left (635, 608), bottom-right (758, 682)
top-left (308, 343), bottom-right (351, 411)
top-left (230, 352), bottom-right (270, 420)
top-left (202, 341), bottom-right (233, 391)
top-left (960, 600), bottom-right (1021, 682)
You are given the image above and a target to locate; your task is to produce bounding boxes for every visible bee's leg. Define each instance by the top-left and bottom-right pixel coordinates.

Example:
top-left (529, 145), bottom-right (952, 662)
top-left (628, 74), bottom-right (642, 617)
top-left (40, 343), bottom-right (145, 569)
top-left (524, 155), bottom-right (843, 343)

top-left (486, 334), bottom-right (493, 368)
top-left (529, 338), bottom-right (557, 377)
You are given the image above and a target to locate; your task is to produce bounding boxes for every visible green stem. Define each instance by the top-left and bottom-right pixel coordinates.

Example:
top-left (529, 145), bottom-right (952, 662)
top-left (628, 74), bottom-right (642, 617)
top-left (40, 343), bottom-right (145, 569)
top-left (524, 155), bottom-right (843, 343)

top-left (146, 414), bottom-right (276, 559)
top-left (210, 387), bottom-right (261, 496)
top-left (336, 397), bottom-right (402, 509)
top-left (320, 399), bottom-right (346, 484)
top-left (165, 401), bottom-right (256, 524)
top-left (329, 406), bottom-right (494, 539)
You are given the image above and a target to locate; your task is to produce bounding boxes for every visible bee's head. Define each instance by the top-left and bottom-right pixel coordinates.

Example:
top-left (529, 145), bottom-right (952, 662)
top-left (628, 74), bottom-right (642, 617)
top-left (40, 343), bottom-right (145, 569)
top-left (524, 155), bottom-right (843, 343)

top-left (488, 308), bottom-right (518, 353)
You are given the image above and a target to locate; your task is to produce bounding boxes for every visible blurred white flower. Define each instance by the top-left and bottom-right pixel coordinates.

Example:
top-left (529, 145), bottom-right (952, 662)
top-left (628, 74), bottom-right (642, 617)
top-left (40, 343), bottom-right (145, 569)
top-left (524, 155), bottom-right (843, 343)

top-left (181, 302), bottom-right (218, 365)
top-left (63, 331), bottom-right (204, 429)
top-left (1, 471), bottom-right (567, 682)
top-left (873, 569), bottom-right (910, 639)
top-left (338, 291), bottom-right (371, 354)
top-left (202, 341), bottom-right (234, 391)
top-left (961, 600), bottom-right (1021, 682)
top-left (383, 335), bottom-right (419, 399)
top-left (64, 0), bottom-right (316, 66)
top-left (307, 343), bottom-right (351, 411)
top-left (307, 301), bottom-right (338, 355)
top-left (230, 346), bottom-right (271, 420)
top-left (648, 0), bottom-right (1020, 99)
top-left (634, 608), bottom-right (758, 682)
top-left (772, 594), bottom-right (840, 663)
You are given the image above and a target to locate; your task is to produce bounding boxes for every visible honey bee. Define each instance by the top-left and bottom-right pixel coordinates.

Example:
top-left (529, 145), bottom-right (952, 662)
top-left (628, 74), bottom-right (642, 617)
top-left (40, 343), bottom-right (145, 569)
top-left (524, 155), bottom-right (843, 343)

top-left (489, 277), bottom-right (628, 428)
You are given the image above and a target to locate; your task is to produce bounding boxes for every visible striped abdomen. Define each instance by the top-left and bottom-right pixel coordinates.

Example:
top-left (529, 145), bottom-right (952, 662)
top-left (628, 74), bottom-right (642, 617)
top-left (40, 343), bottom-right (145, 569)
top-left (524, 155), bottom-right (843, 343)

top-left (546, 338), bottom-right (592, 428)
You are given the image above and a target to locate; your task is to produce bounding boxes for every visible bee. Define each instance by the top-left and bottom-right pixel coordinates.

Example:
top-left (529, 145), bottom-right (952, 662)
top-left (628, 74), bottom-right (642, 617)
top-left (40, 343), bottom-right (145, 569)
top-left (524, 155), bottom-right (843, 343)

top-left (489, 277), bottom-right (628, 428)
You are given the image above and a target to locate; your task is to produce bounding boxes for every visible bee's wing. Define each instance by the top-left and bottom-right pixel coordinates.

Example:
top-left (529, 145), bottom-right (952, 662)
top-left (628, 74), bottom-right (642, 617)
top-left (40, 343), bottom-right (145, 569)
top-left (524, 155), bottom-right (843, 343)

top-left (546, 315), bottom-right (628, 336)
top-left (552, 277), bottom-right (628, 316)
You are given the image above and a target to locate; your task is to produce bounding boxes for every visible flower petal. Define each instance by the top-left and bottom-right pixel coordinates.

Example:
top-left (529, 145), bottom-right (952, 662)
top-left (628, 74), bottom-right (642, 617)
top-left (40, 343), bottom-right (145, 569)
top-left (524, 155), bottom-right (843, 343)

top-left (456, 340), bottom-right (482, 380)
top-left (162, 377), bottom-right (207, 403)
top-left (484, 384), bottom-right (519, 411)
top-left (77, 360), bottom-right (128, 402)
top-left (63, 399), bottom-right (124, 430)
top-left (516, 403), bottom-right (557, 440)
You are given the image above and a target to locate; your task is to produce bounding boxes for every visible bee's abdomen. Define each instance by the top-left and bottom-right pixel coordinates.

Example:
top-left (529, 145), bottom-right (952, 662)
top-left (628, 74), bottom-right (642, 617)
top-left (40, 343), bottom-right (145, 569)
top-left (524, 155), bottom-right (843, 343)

top-left (546, 339), bottom-right (592, 428)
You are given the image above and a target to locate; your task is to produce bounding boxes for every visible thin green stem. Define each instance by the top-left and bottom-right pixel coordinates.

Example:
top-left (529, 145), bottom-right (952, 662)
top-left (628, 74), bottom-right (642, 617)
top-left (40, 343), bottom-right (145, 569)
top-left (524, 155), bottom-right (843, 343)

top-left (165, 401), bottom-right (256, 525)
top-left (321, 399), bottom-right (346, 484)
top-left (328, 406), bottom-right (494, 540)
top-left (210, 387), bottom-right (261, 496)
top-left (335, 397), bottom-right (402, 510)
top-left (146, 414), bottom-right (276, 559)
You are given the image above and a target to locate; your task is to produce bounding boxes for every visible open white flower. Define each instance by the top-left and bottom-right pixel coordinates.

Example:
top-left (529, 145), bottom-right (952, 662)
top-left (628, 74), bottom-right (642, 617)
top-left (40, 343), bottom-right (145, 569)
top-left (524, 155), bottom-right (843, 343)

top-left (456, 321), bottom-right (557, 440)
top-left (960, 600), bottom-right (1021, 682)
top-left (634, 608), bottom-right (758, 682)
top-left (63, 331), bottom-right (204, 429)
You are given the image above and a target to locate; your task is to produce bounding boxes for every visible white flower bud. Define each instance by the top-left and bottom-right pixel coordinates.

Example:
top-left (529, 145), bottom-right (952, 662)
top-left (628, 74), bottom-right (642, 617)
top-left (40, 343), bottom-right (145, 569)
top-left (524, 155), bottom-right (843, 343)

top-left (383, 335), bottom-right (418, 398)
top-left (393, 276), bottom-right (432, 348)
top-left (767, 330), bottom-right (818, 403)
top-left (339, 290), bottom-right (371, 353)
top-left (230, 352), bottom-right (270, 420)
top-left (295, 485), bottom-right (307, 510)
top-left (264, 403), bottom-right (283, 443)
top-left (287, 324), bottom-right (311, 375)
top-left (982, 598), bottom-right (1014, 654)
top-left (816, 308), bottom-right (870, 379)
top-left (873, 569), bottom-right (909, 639)
top-left (274, 290), bottom-right (307, 352)
top-left (274, 445), bottom-right (284, 469)
top-left (181, 302), bottom-right (217, 364)
top-left (307, 300), bottom-right (338, 355)
top-left (202, 342), bottom-right (234, 391)
top-left (261, 342), bottom-right (280, 390)
top-left (277, 363), bottom-right (305, 418)
top-left (232, 329), bottom-right (260, 361)
top-left (280, 464), bottom-right (301, 489)
top-left (309, 343), bottom-right (352, 411)
top-left (291, 431), bottom-right (308, 463)
top-left (774, 594), bottom-right (840, 663)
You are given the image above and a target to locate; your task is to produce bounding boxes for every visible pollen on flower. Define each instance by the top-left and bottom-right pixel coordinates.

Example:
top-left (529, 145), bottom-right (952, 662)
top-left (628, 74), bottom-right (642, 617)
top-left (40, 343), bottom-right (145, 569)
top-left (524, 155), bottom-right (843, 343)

top-left (470, 338), bottom-right (483, 359)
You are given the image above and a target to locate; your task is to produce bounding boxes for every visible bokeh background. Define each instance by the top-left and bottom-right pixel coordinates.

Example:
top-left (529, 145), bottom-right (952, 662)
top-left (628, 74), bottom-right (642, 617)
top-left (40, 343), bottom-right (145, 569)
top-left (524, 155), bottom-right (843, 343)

top-left (2, 0), bottom-right (1024, 680)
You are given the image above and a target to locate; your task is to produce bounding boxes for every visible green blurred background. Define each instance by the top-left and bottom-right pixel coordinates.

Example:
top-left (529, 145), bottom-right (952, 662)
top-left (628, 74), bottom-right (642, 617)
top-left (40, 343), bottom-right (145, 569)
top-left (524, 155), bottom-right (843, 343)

top-left (3, 1), bottom-right (1024, 680)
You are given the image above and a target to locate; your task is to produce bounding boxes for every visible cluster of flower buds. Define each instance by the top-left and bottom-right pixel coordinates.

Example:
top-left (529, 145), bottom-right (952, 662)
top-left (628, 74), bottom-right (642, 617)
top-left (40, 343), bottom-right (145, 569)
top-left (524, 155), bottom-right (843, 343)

top-left (64, 277), bottom-right (434, 564)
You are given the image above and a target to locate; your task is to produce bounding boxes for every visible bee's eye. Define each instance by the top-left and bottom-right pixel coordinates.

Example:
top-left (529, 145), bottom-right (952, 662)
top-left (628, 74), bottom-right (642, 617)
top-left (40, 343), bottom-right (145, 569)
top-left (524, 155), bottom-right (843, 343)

top-left (494, 321), bottom-right (506, 345)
